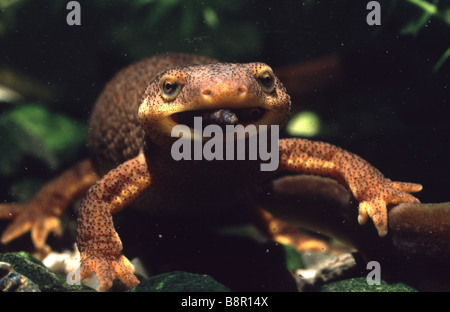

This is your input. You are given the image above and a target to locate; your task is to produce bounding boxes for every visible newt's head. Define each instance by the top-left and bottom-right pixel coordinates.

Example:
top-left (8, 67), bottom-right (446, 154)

top-left (138, 62), bottom-right (291, 145)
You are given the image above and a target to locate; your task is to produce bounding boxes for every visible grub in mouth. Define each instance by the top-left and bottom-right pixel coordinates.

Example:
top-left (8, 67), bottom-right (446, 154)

top-left (202, 109), bottom-right (238, 127)
top-left (173, 107), bottom-right (266, 129)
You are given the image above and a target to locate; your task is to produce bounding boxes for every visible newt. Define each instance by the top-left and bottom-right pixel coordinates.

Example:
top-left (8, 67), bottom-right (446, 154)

top-left (0, 53), bottom-right (422, 291)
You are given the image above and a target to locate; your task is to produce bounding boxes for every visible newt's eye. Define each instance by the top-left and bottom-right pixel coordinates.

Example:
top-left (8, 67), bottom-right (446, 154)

top-left (257, 69), bottom-right (275, 93)
top-left (161, 78), bottom-right (182, 101)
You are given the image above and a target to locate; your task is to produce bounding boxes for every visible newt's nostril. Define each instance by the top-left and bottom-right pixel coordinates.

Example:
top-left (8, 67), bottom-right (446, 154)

top-left (201, 89), bottom-right (212, 97)
top-left (237, 86), bottom-right (247, 95)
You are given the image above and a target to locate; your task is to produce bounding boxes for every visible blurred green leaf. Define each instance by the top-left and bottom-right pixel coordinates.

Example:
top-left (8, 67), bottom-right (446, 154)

top-left (203, 7), bottom-right (219, 29)
top-left (399, 0), bottom-right (448, 36)
top-left (284, 245), bottom-right (305, 272)
top-left (144, 0), bottom-right (180, 29)
top-left (0, 0), bottom-right (27, 36)
top-left (433, 46), bottom-right (450, 73)
top-left (9, 178), bottom-right (43, 201)
top-left (0, 0), bottom-right (23, 9)
top-left (406, 0), bottom-right (438, 15)
top-left (286, 111), bottom-right (321, 138)
top-left (106, 0), bottom-right (259, 60)
top-left (0, 104), bottom-right (86, 176)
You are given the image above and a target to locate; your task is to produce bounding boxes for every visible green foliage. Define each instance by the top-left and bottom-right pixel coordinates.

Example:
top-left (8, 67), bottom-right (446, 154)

top-left (0, 104), bottom-right (86, 176)
top-left (399, 0), bottom-right (450, 72)
top-left (321, 276), bottom-right (418, 292)
top-left (102, 0), bottom-right (260, 60)
top-left (400, 0), bottom-right (442, 36)
top-left (8, 178), bottom-right (44, 202)
top-left (0, 252), bottom-right (95, 291)
top-left (433, 47), bottom-right (450, 73)
top-left (283, 245), bottom-right (305, 272)
top-left (129, 271), bottom-right (231, 292)
top-left (0, 0), bottom-right (27, 36)
top-left (286, 111), bottom-right (321, 138)
top-left (1, 0), bottom-right (262, 68)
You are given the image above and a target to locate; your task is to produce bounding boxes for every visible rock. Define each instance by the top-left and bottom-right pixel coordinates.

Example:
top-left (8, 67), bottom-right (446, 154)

top-left (320, 277), bottom-right (418, 292)
top-left (129, 271), bottom-right (231, 292)
top-left (0, 252), bottom-right (93, 292)
top-left (295, 253), bottom-right (359, 291)
top-left (0, 261), bottom-right (40, 292)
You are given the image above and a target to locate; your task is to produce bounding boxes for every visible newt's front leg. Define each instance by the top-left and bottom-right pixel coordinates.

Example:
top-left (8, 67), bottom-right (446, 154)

top-left (278, 138), bottom-right (422, 236)
top-left (77, 152), bottom-right (150, 291)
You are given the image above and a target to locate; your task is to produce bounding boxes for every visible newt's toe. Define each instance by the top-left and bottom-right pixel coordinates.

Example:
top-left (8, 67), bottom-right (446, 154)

top-left (357, 180), bottom-right (422, 237)
top-left (0, 202), bottom-right (62, 256)
top-left (0, 203), bottom-right (33, 245)
top-left (389, 181), bottom-right (423, 193)
top-left (80, 254), bottom-right (139, 292)
top-left (112, 255), bottom-right (140, 289)
top-left (358, 199), bottom-right (388, 236)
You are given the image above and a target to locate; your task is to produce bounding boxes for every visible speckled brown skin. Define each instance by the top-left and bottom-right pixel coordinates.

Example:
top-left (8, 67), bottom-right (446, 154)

top-left (77, 153), bottom-right (150, 290)
top-left (0, 53), bottom-right (422, 291)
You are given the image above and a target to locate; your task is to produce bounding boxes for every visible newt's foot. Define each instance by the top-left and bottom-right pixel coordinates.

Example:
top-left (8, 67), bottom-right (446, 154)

top-left (0, 202), bottom-right (62, 256)
top-left (80, 253), bottom-right (139, 292)
top-left (357, 180), bottom-right (422, 237)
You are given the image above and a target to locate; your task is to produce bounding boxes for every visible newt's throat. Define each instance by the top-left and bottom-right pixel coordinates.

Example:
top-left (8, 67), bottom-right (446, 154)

top-left (171, 107), bottom-right (267, 130)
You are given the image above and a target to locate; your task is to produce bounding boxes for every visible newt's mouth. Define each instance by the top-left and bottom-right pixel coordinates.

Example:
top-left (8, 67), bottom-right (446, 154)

top-left (170, 107), bottom-right (267, 130)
